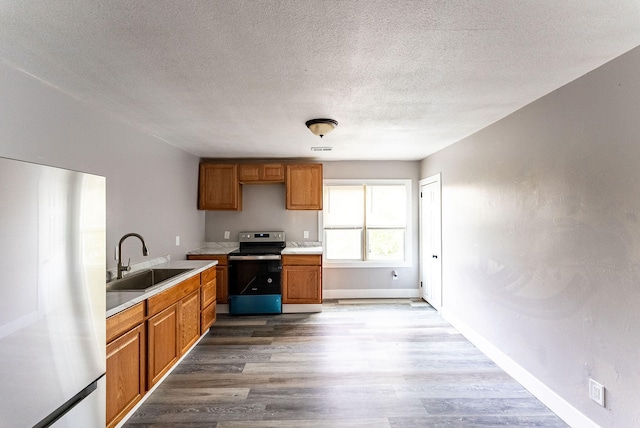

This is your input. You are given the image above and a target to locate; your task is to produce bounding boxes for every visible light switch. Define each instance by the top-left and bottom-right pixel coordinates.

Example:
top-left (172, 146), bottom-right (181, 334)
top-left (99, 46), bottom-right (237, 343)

top-left (175, 236), bottom-right (180, 246)
top-left (304, 231), bottom-right (309, 239)
top-left (224, 231), bottom-right (230, 239)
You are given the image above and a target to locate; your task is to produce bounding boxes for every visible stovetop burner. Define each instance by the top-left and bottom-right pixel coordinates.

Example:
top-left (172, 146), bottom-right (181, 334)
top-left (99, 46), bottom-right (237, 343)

top-left (230, 245), bottom-right (285, 256)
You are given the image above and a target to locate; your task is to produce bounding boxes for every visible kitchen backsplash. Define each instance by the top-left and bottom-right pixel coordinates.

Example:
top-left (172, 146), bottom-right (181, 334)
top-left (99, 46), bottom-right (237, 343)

top-left (199, 241), bottom-right (322, 248)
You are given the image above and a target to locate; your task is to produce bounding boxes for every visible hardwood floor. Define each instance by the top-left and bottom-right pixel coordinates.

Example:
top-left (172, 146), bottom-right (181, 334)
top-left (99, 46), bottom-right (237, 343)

top-left (124, 300), bottom-right (568, 427)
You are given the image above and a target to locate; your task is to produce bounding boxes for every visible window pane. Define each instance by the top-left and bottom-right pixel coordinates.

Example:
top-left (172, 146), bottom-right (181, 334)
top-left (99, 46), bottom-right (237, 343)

top-left (324, 186), bottom-right (364, 226)
top-left (367, 229), bottom-right (405, 260)
top-left (367, 185), bottom-right (406, 226)
top-left (325, 229), bottom-right (362, 260)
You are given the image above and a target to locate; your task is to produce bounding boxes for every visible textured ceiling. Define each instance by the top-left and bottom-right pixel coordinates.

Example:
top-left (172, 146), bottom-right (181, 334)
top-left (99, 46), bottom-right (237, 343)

top-left (2, 1), bottom-right (640, 161)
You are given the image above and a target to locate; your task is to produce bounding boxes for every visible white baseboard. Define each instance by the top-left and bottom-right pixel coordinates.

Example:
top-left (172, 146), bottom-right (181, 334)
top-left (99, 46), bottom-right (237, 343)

top-left (440, 308), bottom-right (599, 428)
top-left (283, 304), bottom-right (322, 313)
top-left (323, 288), bottom-right (420, 299)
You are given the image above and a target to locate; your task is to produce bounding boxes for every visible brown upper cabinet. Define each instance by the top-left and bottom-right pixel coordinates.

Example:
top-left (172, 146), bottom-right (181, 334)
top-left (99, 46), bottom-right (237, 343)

top-left (198, 163), bottom-right (241, 210)
top-left (239, 163), bottom-right (284, 183)
top-left (199, 161), bottom-right (322, 210)
top-left (286, 163), bottom-right (323, 210)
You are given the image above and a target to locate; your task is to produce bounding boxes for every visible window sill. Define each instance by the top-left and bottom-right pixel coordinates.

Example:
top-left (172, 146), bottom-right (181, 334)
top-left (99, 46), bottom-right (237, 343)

top-left (323, 260), bottom-right (412, 269)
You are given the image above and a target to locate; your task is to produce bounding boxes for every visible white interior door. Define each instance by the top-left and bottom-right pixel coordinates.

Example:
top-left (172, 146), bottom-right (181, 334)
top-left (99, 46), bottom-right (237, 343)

top-left (419, 174), bottom-right (442, 310)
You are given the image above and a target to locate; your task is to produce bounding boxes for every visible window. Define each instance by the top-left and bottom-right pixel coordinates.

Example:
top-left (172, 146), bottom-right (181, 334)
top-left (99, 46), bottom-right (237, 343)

top-left (322, 179), bottom-right (412, 267)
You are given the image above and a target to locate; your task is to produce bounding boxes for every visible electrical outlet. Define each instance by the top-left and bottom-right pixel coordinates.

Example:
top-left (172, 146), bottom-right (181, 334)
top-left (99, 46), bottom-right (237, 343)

top-left (175, 236), bottom-right (180, 246)
top-left (589, 378), bottom-right (605, 406)
top-left (114, 246), bottom-right (119, 261)
top-left (304, 230), bottom-right (309, 239)
top-left (224, 231), bottom-right (230, 239)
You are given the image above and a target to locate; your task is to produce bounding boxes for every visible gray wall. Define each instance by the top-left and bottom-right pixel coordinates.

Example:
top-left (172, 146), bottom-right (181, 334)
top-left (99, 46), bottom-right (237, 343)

top-left (204, 183), bottom-right (319, 242)
top-left (205, 160), bottom-right (421, 295)
top-left (420, 46), bottom-right (640, 427)
top-left (0, 61), bottom-right (205, 271)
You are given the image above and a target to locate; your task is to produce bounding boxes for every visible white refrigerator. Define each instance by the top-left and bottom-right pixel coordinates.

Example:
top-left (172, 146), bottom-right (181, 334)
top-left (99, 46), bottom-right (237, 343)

top-left (0, 157), bottom-right (106, 427)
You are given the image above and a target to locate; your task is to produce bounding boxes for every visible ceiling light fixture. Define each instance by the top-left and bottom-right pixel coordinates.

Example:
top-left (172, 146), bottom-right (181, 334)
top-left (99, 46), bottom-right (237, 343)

top-left (305, 118), bottom-right (338, 138)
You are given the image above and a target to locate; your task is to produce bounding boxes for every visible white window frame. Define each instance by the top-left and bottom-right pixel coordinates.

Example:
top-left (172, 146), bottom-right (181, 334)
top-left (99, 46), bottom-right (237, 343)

top-left (320, 179), bottom-right (412, 268)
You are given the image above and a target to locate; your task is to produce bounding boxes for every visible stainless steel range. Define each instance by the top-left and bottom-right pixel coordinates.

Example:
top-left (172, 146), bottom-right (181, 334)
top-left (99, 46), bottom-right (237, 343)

top-left (228, 231), bottom-right (285, 315)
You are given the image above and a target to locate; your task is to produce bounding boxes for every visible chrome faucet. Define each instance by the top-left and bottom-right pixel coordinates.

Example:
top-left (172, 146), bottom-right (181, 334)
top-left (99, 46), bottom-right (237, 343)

top-left (117, 233), bottom-right (149, 279)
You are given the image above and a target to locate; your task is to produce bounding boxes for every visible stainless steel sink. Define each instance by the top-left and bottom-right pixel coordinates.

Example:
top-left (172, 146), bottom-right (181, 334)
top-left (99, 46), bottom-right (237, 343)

top-left (106, 268), bottom-right (192, 292)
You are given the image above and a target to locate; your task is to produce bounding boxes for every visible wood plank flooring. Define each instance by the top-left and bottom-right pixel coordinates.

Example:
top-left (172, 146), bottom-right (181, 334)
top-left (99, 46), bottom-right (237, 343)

top-left (124, 300), bottom-right (568, 427)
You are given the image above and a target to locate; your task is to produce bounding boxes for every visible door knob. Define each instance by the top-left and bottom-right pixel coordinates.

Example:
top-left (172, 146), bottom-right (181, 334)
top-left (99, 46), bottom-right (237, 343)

top-left (432, 255), bottom-right (438, 259)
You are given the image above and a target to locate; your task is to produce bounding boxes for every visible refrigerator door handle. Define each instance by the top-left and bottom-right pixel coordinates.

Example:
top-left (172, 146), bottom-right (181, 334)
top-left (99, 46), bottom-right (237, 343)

top-left (33, 375), bottom-right (104, 428)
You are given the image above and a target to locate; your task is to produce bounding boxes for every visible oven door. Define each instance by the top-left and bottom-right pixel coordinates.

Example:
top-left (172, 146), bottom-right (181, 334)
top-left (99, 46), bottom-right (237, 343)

top-left (228, 256), bottom-right (282, 295)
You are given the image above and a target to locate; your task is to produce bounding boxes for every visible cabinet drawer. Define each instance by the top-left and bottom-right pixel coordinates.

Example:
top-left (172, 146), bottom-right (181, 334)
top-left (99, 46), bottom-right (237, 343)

top-left (107, 302), bottom-right (145, 343)
top-left (201, 266), bottom-right (216, 285)
top-left (201, 278), bottom-right (216, 309)
top-left (282, 254), bottom-right (322, 266)
top-left (187, 254), bottom-right (228, 266)
top-left (147, 275), bottom-right (200, 317)
top-left (201, 302), bottom-right (216, 335)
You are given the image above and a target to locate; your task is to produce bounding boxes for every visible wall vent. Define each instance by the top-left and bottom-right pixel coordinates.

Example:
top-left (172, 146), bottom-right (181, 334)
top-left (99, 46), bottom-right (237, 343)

top-left (311, 146), bottom-right (333, 152)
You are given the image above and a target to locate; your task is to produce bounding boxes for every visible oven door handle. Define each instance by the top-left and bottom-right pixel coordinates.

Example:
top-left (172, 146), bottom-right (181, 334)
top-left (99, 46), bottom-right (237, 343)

top-left (229, 254), bottom-right (282, 261)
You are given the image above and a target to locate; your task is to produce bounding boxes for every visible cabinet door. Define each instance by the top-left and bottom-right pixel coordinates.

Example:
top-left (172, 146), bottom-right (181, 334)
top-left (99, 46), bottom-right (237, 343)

top-left (179, 290), bottom-right (201, 355)
top-left (239, 163), bottom-right (284, 183)
top-left (238, 164), bottom-right (261, 182)
top-left (282, 265), bottom-right (322, 303)
top-left (198, 163), bottom-right (241, 210)
top-left (147, 304), bottom-right (179, 388)
top-left (187, 255), bottom-right (228, 304)
top-left (286, 164), bottom-right (323, 210)
top-left (261, 163), bottom-right (284, 182)
top-left (106, 324), bottom-right (145, 428)
top-left (216, 265), bottom-right (228, 303)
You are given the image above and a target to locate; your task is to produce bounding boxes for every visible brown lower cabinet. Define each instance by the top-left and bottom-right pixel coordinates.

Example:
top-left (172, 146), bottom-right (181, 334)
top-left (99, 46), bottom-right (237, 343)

top-left (187, 254), bottom-right (228, 303)
top-left (282, 254), bottom-right (322, 304)
top-left (200, 266), bottom-right (217, 334)
top-left (147, 303), bottom-right (179, 388)
top-left (179, 289), bottom-right (201, 355)
top-left (106, 314), bottom-right (145, 428)
top-left (215, 264), bottom-right (228, 303)
top-left (106, 266), bottom-right (217, 427)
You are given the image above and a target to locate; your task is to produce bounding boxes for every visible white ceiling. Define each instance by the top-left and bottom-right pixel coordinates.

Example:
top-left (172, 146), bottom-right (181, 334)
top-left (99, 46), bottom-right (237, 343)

top-left (2, 1), bottom-right (640, 161)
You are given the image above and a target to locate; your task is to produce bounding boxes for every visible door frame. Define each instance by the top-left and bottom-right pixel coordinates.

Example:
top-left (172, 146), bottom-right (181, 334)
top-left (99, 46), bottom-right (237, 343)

top-left (419, 173), bottom-right (442, 310)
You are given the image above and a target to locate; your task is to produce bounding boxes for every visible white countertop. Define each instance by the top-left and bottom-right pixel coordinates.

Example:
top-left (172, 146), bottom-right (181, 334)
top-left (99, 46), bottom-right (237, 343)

top-left (187, 242), bottom-right (323, 256)
top-left (106, 259), bottom-right (217, 318)
top-left (187, 246), bottom-right (238, 255)
top-left (281, 246), bottom-right (323, 255)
